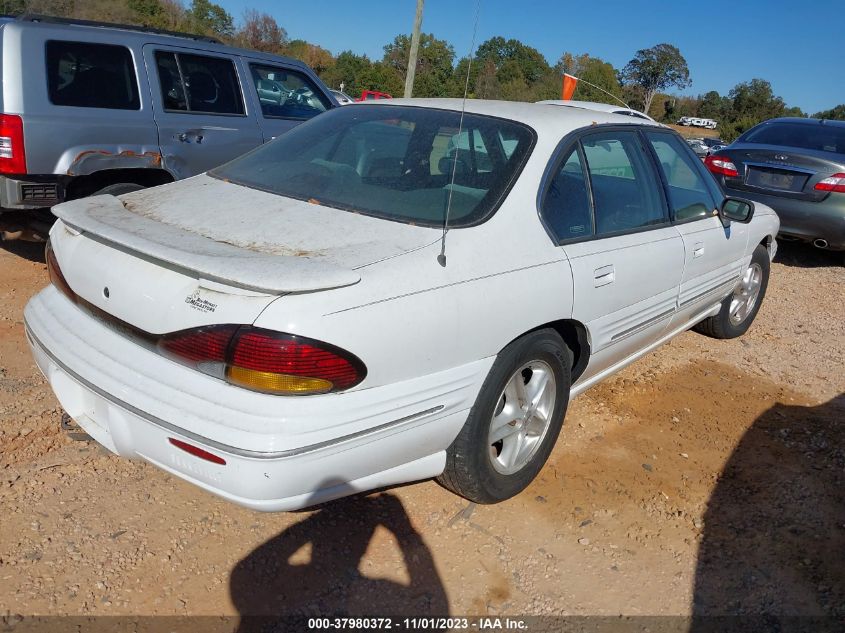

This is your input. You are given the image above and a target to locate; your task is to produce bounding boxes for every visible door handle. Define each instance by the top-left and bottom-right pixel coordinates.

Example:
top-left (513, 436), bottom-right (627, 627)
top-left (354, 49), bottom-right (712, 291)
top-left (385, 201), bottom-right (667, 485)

top-left (693, 241), bottom-right (705, 258)
top-left (594, 264), bottom-right (615, 287)
top-left (176, 131), bottom-right (205, 144)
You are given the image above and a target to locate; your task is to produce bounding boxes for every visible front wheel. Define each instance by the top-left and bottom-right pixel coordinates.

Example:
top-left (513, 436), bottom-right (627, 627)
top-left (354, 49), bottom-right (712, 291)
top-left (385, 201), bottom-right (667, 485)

top-left (694, 244), bottom-right (770, 339)
top-left (437, 329), bottom-right (571, 504)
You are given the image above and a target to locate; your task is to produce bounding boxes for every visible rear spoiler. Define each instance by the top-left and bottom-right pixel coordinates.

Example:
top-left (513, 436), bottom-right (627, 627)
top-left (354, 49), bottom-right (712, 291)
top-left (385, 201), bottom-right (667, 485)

top-left (52, 195), bottom-right (361, 294)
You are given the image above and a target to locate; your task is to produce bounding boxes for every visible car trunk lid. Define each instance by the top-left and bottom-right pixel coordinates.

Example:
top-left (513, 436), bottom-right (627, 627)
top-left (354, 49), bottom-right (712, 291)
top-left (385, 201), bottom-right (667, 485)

top-left (720, 144), bottom-right (845, 202)
top-left (50, 174), bottom-right (439, 334)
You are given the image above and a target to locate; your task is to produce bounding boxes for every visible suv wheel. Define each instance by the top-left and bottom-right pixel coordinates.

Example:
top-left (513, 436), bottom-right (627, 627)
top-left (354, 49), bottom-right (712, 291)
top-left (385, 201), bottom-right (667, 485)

top-left (438, 329), bottom-right (571, 504)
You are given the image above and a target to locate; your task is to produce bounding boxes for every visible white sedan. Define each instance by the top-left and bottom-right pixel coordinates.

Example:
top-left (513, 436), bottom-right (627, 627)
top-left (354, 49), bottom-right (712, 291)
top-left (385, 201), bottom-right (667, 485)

top-left (25, 99), bottom-right (779, 511)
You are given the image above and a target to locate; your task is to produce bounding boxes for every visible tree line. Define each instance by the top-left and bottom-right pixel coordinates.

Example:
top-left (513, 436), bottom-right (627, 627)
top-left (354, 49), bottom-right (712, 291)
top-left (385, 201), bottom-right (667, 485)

top-left (3, 0), bottom-right (843, 140)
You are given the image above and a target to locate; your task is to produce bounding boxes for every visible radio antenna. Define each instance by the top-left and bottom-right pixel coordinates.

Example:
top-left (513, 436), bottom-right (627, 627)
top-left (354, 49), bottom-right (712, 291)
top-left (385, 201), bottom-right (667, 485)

top-left (566, 73), bottom-right (633, 110)
top-left (438, 0), bottom-right (481, 267)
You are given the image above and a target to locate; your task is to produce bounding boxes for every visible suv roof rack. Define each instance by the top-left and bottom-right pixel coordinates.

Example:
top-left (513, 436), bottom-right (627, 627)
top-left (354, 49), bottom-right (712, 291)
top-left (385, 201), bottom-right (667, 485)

top-left (16, 14), bottom-right (222, 44)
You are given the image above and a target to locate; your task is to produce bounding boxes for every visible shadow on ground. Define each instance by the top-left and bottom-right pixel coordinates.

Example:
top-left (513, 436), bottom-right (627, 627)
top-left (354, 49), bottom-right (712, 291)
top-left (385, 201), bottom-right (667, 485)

top-left (0, 238), bottom-right (45, 264)
top-left (773, 241), bottom-right (842, 269)
top-left (230, 491), bottom-right (448, 630)
top-left (692, 394), bottom-right (844, 621)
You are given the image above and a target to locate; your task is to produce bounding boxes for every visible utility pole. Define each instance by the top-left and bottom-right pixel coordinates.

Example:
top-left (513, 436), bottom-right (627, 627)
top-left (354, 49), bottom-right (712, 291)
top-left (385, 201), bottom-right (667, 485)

top-left (403, 0), bottom-right (424, 98)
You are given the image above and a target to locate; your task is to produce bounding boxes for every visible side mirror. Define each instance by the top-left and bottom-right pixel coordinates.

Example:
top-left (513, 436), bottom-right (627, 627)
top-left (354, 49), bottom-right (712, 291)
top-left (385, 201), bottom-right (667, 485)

top-left (719, 197), bottom-right (755, 226)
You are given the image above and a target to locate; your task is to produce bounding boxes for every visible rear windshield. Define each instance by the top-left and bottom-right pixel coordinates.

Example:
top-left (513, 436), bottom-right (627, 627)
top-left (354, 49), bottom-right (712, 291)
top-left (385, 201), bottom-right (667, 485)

top-left (740, 122), bottom-right (845, 155)
top-left (211, 105), bottom-right (535, 227)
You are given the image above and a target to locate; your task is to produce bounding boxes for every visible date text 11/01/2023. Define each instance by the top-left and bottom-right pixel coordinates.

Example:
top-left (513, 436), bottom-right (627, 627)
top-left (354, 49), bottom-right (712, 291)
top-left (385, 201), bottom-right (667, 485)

top-left (307, 617), bottom-right (529, 630)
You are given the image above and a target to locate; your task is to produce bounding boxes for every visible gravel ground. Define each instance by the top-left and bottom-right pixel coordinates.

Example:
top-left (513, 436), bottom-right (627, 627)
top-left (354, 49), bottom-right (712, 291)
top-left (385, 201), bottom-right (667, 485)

top-left (0, 239), bottom-right (842, 621)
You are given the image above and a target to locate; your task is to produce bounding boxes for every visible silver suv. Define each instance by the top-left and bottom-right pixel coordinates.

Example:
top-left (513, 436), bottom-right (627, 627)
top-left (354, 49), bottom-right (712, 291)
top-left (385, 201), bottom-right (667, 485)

top-left (0, 15), bottom-right (336, 222)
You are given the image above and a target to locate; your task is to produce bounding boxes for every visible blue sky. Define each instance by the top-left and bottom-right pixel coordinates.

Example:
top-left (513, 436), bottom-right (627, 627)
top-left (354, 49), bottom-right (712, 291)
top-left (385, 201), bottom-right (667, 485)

top-left (223, 0), bottom-right (843, 114)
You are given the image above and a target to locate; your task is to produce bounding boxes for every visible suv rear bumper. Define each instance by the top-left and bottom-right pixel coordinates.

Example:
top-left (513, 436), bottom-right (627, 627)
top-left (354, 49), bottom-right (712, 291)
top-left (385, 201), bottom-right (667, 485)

top-left (0, 175), bottom-right (63, 210)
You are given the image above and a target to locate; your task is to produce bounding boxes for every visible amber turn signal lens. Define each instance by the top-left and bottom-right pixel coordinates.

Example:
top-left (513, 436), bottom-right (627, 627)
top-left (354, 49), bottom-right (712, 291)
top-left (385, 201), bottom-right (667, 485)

top-left (226, 365), bottom-right (334, 395)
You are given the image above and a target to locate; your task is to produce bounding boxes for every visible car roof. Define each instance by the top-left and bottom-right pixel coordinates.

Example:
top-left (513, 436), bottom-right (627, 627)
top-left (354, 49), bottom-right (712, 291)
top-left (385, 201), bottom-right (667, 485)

top-left (537, 99), bottom-right (654, 118)
top-left (1, 18), bottom-right (314, 73)
top-left (757, 117), bottom-right (845, 128)
top-left (368, 98), bottom-right (662, 134)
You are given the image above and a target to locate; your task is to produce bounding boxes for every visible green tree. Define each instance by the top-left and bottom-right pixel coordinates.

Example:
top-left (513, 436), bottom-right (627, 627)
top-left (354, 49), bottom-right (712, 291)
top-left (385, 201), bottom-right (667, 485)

top-left (320, 51), bottom-right (372, 96)
top-left (382, 33), bottom-right (455, 97)
top-left (813, 104), bottom-right (845, 120)
top-left (621, 43), bottom-right (691, 114)
top-left (187, 0), bottom-right (234, 38)
top-left (475, 36), bottom-right (550, 85)
top-left (285, 39), bottom-right (334, 76)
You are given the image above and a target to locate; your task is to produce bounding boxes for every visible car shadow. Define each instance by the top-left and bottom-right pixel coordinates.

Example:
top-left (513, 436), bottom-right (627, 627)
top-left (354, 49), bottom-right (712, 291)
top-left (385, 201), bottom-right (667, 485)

top-left (229, 489), bottom-right (448, 631)
top-left (692, 394), bottom-right (844, 624)
top-left (773, 241), bottom-right (842, 269)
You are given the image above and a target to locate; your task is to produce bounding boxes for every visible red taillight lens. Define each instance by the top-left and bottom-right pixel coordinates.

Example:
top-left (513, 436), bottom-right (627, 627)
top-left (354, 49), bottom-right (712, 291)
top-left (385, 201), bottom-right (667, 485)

top-left (704, 154), bottom-right (739, 178)
top-left (45, 241), bottom-right (77, 303)
top-left (814, 173), bottom-right (845, 193)
top-left (0, 114), bottom-right (26, 175)
top-left (168, 438), bottom-right (226, 465)
top-left (157, 326), bottom-right (366, 395)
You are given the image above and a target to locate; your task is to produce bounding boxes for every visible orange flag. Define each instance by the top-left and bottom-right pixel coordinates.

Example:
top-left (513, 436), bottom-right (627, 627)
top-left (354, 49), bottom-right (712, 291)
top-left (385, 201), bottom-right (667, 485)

top-left (561, 73), bottom-right (578, 100)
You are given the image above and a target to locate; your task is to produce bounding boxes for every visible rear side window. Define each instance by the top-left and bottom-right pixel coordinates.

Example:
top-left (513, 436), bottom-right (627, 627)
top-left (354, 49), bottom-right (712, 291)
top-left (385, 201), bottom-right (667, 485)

top-left (46, 40), bottom-right (139, 110)
top-left (249, 64), bottom-right (330, 120)
top-left (541, 146), bottom-right (593, 242)
top-left (154, 51), bottom-right (245, 115)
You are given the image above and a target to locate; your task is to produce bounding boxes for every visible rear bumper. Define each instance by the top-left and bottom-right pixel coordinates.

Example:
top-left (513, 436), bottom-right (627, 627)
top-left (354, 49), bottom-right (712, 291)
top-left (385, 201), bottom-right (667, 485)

top-left (24, 287), bottom-right (489, 511)
top-left (0, 175), bottom-right (63, 211)
top-left (725, 185), bottom-right (845, 250)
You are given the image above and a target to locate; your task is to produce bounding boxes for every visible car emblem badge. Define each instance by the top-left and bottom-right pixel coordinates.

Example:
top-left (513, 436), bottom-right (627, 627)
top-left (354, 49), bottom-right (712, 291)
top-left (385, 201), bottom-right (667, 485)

top-left (774, 154), bottom-right (788, 161)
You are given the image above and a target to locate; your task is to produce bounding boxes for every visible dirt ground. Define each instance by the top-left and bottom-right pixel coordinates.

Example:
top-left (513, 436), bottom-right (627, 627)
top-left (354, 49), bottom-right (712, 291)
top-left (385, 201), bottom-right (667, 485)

top-left (0, 239), bottom-right (843, 623)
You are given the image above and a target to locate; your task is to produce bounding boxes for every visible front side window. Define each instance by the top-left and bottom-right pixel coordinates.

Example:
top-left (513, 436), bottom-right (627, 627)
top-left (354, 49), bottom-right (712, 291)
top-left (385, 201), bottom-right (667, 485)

top-left (646, 132), bottom-right (717, 221)
top-left (46, 40), bottom-right (139, 110)
top-left (212, 105), bottom-right (535, 227)
top-left (154, 51), bottom-right (244, 115)
top-left (581, 131), bottom-right (666, 236)
top-left (249, 64), bottom-right (330, 120)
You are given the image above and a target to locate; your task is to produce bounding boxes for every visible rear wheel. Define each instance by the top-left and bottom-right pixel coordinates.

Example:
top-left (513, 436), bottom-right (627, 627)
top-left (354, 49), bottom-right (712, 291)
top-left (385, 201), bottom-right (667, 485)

top-left (92, 183), bottom-right (145, 197)
top-left (438, 329), bottom-right (571, 504)
top-left (694, 244), bottom-right (770, 339)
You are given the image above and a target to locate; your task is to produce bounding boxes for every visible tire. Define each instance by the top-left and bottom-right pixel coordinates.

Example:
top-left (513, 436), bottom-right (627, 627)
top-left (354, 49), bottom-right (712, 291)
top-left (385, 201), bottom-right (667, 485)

top-left (437, 329), bottom-right (571, 504)
top-left (694, 244), bottom-right (770, 339)
top-left (92, 183), bottom-right (145, 197)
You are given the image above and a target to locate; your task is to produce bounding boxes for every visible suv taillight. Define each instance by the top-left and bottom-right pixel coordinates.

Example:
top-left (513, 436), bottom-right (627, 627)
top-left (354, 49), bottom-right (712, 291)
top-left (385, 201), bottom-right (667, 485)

top-left (0, 114), bottom-right (26, 175)
top-left (158, 326), bottom-right (367, 396)
top-left (704, 154), bottom-right (739, 178)
top-left (814, 173), bottom-right (845, 193)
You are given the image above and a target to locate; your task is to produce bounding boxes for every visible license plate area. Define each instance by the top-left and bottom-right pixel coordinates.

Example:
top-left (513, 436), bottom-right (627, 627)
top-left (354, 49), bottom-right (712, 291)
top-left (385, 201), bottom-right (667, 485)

top-left (746, 166), bottom-right (809, 192)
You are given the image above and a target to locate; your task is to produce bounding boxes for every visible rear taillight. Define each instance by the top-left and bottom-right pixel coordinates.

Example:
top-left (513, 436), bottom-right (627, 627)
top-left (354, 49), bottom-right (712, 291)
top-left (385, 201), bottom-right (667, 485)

top-left (158, 326), bottom-right (366, 395)
top-left (814, 173), bottom-right (845, 193)
top-left (704, 154), bottom-right (739, 178)
top-left (0, 114), bottom-right (26, 175)
top-left (45, 240), bottom-right (77, 303)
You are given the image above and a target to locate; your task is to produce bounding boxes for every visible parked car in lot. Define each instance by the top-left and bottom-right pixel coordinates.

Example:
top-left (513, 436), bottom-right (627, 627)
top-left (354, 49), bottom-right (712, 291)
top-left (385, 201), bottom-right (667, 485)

top-left (705, 117), bottom-right (845, 252)
top-left (0, 15), bottom-right (336, 220)
top-left (686, 139), bottom-right (709, 158)
top-left (330, 89), bottom-right (355, 105)
top-left (537, 100), bottom-right (656, 122)
top-left (358, 90), bottom-right (393, 101)
top-left (25, 100), bottom-right (778, 511)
